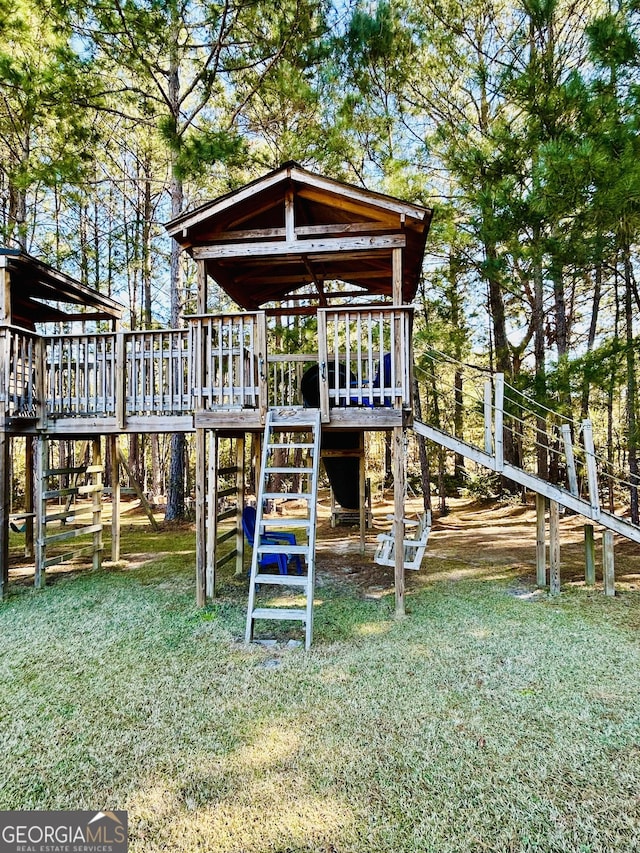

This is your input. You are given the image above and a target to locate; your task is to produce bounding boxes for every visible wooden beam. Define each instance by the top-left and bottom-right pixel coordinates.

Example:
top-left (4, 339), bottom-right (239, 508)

top-left (562, 424), bottom-right (579, 496)
top-left (24, 436), bottom-right (34, 559)
top-left (603, 530), bottom-right (615, 596)
top-left (206, 431), bottom-right (218, 598)
top-left (110, 435), bottom-right (120, 563)
top-left (197, 260), bottom-right (208, 314)
top-left (192, 234), bottom-right (406, 261)
top-left (34, 436), bottom-right (47, 589)
top-left (285, 189), bottom-right (295, 242)
top-left (392, 247), bottom-right (402, 305)
top-left (195, 428), bottom-right (206, 607)
top-left (0, 427), bottom-right (9, 599)
top-left (393, 426), bottom-right (406, 617)
top-left (584, 524), bottom-right (595, 586)
top-left (549, 499), bottom-right (560, 595)
top-left (536, 492), bottom-right (546, 588)
top-left (91, 438), bottom-right (103, 571)
top-left (0, 261), bottom-right (10, 324)
top-left (235, 435), bottom-right (245, 577)
top-left (116, 445), bottom-right (158, 531)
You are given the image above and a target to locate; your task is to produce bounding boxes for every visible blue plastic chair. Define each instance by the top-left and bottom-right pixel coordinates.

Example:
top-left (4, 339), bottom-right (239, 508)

top-left (242, 506), bottom-right (302, 575)
top-left (350, 353), bottom-right (393, 408)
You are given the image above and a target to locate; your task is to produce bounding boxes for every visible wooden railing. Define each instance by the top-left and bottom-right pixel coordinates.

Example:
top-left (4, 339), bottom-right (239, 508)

top-left (189, 313), bottom-right (263, 412)
top-left (318, 306), bottom-right (412, 412)
top-left (1, 306), bottom-right (413, 426)
top-left (125, 330), bottom-right (191, 416)
top-left (0, 326), bottom-right (43, 419)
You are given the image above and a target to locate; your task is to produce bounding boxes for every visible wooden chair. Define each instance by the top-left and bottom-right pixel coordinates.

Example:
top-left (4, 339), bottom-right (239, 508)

top-left (374, 511), bottom-right (431, 571)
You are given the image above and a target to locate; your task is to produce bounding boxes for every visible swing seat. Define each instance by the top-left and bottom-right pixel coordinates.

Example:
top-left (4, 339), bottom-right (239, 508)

top-left (374, 511), bottom-right (431, 571)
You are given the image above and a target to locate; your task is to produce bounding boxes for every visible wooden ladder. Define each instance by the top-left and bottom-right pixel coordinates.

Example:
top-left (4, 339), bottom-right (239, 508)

top-left (245, 408), bottom-right (322, 650)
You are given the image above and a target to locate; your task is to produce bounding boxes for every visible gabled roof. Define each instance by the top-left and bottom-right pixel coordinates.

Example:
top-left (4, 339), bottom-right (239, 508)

top-left (166, 162), bottom-right (433, 309)
top-left (0, 250), bottom-right (123, 329)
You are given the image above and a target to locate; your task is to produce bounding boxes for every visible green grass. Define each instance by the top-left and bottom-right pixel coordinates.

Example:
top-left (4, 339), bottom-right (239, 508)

top-left (2, 520), bottom-right (640, 852)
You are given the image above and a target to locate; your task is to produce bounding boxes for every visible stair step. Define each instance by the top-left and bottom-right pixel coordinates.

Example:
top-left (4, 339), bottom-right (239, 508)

top-left (251, 607), bottom-right (308, 622)
top-left (254, 573), bottom-right (309, 586)
top-left (259, 518), bottom-right (311, 529)
top-left (262, 492), bottom-right (312, 501)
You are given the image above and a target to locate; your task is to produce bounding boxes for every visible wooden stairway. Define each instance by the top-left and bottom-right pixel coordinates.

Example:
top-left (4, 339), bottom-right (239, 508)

top-left (245, 408), bottom-right (322, 649)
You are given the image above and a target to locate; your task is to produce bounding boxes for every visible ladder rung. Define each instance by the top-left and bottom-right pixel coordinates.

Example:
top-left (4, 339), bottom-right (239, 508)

top-left (251, 607), bottom-right (307, 621)
top-left (257, 546), bottom-right (308, 558)
top-left (254, 574), bottom-right (309, 586)
top-left (264, 467), bottom-right (313, 474)
top-left (262, 492), bottom-right (312, 500)
top-left (258, 544), bottom-right (308, 555)
top-left (268, 442), bottom-right (314, 449)
top-left (260, 519), bottom-right (310, 528)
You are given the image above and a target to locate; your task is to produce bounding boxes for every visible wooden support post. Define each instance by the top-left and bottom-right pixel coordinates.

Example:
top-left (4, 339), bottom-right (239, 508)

top-left (561, 424), bottom-right (579, 496)
top-left (206, 431), bottom-right (218, 599)
top-left (34, 436), bottom-right (47, 589)
top-left (316, 310), bottom-right (330, 423)
top-left (35, 336), bottom-right (46, 431)
top-left (235, 435), bottom-right (245, 577)
top-left (582, 419), bottom-right (600, 519)
top-left (256, 312), bottom-right (269, 423)
top-left (603, 530), bottom-right (615, 597)
top-left (92, 438), bottom-right (103, 572)
top-left (494, 373), bottom-right (504, 472)
top-left (392, 247), bottom-right (402, 306)
top-left (484, 380), bottom-right (493, 455)
top-left (110, 435), bottom-right (121, 563)
top-left (0, 427), bottom-right (9, 599)
top-left (24, 436), bottom-right (34, 559)
top-left (536, 492), bottom-right (546, 588)
top-left (584, 524), bottom-right (595, 586)
top-left (196, 260), bottom-right (208, 315)
top-left (359, 441), bottom-right (366, 556)
top-left (392, 425), bottom-right (406, 617)
top-left (115, 332), bottom-right (125, 431)
top-left (0, 259), bottom-right (10, 323)
top-left (549, 499), bottom-right (560, 595)
top-left (195, 427), bottom-right (207, 607)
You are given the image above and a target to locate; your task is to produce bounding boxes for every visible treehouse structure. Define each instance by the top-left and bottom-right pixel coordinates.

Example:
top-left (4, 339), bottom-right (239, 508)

top-left (2, 163), bottom-right (639, 648)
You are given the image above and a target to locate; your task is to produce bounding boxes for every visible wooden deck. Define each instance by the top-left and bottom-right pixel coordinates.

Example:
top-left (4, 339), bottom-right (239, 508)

top-left (0, 305), bottom-right (413, 435)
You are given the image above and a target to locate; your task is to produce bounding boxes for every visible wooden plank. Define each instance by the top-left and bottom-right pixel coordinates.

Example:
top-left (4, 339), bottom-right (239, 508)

top-left (603, 530), bottom-right (615, 596)
top-left (494, 374), bottom-right (504, 472)
top-left (114, 332), bottom-right (125, 431)
top-left (206, 431), bottom-right (218, 598)
top-left (110, 435), bottom-right (120, 563)
top-left (285, 188), bottom-right (295, 242)
top-left (582, 419), bottom-right (600, 518)
top-left (45, 523), bottom-right (103, 546)
top-left (561, 424), bottom-right (579, 496)
top-left (316, 311), bottom-right (330, 424)
top-left (393, 425), bottom-right (406, 617)
top-left (536, 492), bottom-right (546, 588)
top-left (195, 428), bottom-right (207, 607)
top-left (0, 261), bottom-right (10, 323)
top-left (34, 436), bottom-right (47, 589)
top-left (584, 524), bottom-right (595, 586)
top-left (91, 438), bottom-right (103, 571)
top-left (192, 234), bottom-right (406, 260)
top-left (0, 428), bottom-right (9, 599)
top-left (549, 499), bottom-right (560, 595)
top-left (235, 435), bottom-right (245, 577)
top-left (197, 259), bottom-right (208, 315)
top-left (392, 247), bottom-right (402, 305)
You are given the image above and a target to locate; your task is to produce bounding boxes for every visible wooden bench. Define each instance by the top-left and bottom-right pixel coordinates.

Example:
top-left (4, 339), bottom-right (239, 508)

top-left (374, 511), bottom-right (431, 571)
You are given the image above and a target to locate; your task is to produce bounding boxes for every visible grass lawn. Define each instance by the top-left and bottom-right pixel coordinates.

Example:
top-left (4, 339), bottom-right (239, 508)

top-left (1, 499), bottom-right (640, 852)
